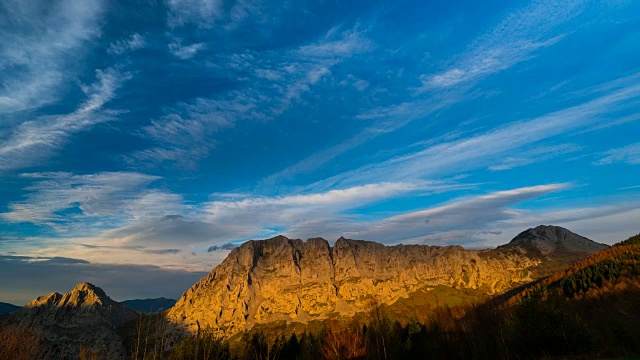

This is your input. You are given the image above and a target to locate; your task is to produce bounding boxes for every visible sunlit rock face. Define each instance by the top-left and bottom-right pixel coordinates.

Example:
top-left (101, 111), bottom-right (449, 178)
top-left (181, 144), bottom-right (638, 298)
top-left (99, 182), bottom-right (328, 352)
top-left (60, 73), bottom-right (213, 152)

top-left (167, 235), bottom-right (540, 336)
top-left (10, 282), bottom-right (136, 360)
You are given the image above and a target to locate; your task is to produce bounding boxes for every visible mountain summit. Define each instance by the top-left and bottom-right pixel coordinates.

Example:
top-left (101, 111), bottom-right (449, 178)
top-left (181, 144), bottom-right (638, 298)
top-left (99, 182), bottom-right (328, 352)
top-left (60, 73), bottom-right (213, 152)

top-left (8, 282), bottom-right (136, 359)
top-left (500, 225), bottom-right (608, 256)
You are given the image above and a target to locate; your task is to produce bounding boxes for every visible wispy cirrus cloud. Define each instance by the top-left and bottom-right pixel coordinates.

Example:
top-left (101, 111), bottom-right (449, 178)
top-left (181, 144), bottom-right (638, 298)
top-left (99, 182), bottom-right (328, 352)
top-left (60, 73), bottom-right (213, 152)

top-left (488, 143), bottom-right (581, 171)
top-left (263, 0), bottom-right (590, 183)
top-left (107, 33), bottom-right (145, 55)
top-left (343, 184), bottom-right (568, 245)
top-left (309, 76), bottom-right (640, 189)
top-left (595, 142), bottom-right (640, 165)
top-left (168, 41), bottom-right (206, 59)
top-left (202, 180), bottom-right (474, 241)
top-left (0, 0), bottom-right (103, 114)
top-left (166, 0), bottom-right (224, 28)
top-left (128, 25), bottom-right (373, 168)
top-left (0, 68), bottom-right (131, 172)
top-left (419, 0), bottom-right (587, 90)
top-left (166, 0), bottom-right (281, 31)
top-left (1, 171), bottom-right (167, 227)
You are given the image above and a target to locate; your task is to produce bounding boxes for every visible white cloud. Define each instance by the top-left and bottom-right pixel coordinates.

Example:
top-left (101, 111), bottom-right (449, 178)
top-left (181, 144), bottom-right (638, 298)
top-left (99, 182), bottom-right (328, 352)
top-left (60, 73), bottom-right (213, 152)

top-left (0, 68), bottom-right (131, 171)
top-left (0, 0), bottom-right (103, 114)
top-left (595, 142), bottom-right (640, 165)
top-left (262, 0), bottom-right (592, 182)
top-left (488, 143), bottom-right (581, 171)
top-left (129, 25), bottom-right (374, 168)
top-left (206, 182), bottom-right (425, 216)
top-left (345, 184), bottom-right (568, 245)
top-left (166, 0), bottom-right (276, 31)
top-left (0, 170), bottom-right (239, 270)
top-left (107, 33), bottom-right (145, 55)
top-left (297, 27), bottom-right (374, 58)
top-left (421, 35), bottom-right (565, 90)
top-left (309, 77), bottom-right (640, 188)
top-left (169, 41), bottom-right (206, 59)
top-left (420, 0), bottom-right (586, 90)
top-left (200, 181), bottom-right (474, 242)
top-left (1, 172), bottom-right (163, 225)
top-left (98, 216), bottom-right (229, 248)
top-left (167, 0), bottom-right (224, 28)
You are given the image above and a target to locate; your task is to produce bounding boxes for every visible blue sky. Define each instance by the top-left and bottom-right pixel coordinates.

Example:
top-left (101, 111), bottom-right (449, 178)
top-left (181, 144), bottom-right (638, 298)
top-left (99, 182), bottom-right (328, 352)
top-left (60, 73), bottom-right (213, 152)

top-left (1, 0), bottom-right (639, 303)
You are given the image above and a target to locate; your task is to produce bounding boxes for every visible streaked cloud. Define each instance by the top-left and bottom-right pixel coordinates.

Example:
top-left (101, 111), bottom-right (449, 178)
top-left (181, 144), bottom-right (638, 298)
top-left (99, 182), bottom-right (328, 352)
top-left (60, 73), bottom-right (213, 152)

top-left (128, 25), bottom-right (374, 168)
top-left (0, 68), bottom-right (131, 171)
top-left (168, 41), bottom-right (206, 59)
top-left (488, 144), bottom-right (581, 171)
top-left (264, 0), bottom-right (591, 181)
top-left (166, 0), bottom-right (224, 28)
top-left (201, 181), bottom-right (476, 241)
top-left (107, 33), bottom-right (145, 55)
top-left (310, 76), bottom-right (640, 188)
top-left (0, 0), bottom-right (103, 114)
top-left (595, 142), bottom-right (640, 165)
top-left (0, 172), bottom-right (173, 232)
top-left (344, 184), bottom-right (568, 245)
top-left (419, 0), bottom-right (586, 90)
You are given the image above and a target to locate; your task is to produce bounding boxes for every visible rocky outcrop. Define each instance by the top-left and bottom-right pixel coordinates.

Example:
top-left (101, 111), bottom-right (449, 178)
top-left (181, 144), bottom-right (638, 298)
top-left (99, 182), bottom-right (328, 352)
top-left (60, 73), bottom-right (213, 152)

top-left (498, 225), bottom-right (608, 256)
top-left (168, 236), bottom-right (541, 336)
top-left (9, 282), bottom-right (136, 360)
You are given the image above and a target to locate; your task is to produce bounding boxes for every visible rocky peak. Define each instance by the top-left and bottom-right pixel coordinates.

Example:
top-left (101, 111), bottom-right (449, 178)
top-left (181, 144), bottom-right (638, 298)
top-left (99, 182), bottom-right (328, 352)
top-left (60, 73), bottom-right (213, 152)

top-left (63, 282), bottom-right (109, 307)
top-left (9, 283), bottom-right (137, 359)
top-left (501, 225), bottom-right (608, 255)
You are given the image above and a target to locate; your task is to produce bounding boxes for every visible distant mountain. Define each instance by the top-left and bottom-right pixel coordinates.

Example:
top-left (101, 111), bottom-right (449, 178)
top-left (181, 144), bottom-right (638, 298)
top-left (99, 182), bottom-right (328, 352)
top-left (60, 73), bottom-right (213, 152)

top-left (5, 282), bottom-right (136, 359)
top-left (0, 302), bottom-right (20, 313)
top-left (498, 225), bottom-right (608, 256)
top-left (121, 297), bottom-right (176, 313)
top-left (506, 232), bottom-right (639, 302)
top-left (492, 232), bottom-right (640, 357)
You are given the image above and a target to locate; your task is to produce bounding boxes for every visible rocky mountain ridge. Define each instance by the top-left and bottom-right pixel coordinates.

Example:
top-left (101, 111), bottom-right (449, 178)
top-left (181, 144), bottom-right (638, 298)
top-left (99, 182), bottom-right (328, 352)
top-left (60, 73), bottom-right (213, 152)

top-left (167, 235), bottom-right (542, 336)
top-left (1, 225), bottom-right (609, 356)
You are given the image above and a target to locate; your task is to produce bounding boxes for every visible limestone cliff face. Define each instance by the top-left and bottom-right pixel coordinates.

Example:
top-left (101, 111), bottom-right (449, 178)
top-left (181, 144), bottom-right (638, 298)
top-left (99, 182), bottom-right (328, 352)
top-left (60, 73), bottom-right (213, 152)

top-left (167, 236), bottom-right (540, 336)
top-left (10, 282), bottom-right (136, 360)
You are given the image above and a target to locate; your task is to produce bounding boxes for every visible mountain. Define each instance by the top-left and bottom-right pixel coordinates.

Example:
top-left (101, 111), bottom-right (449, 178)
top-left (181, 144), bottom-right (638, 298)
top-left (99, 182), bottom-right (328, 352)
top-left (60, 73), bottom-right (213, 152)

top-left (121, 297), bottom-right (176, 313)
top-left (168, 235), bottom-right (535, 336)
top-left (0, 302), bottom-right (20, 313)
top-left (475, 232), bottom-right (640, 358)
top-left (498, 225), bottom-right (608, 256)
top-left (5, 282), bottom-right (136, 359)
top-left (167, 227), bottom-right (607, 337)
top-left (506, 232), bottom-right (640, 303)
